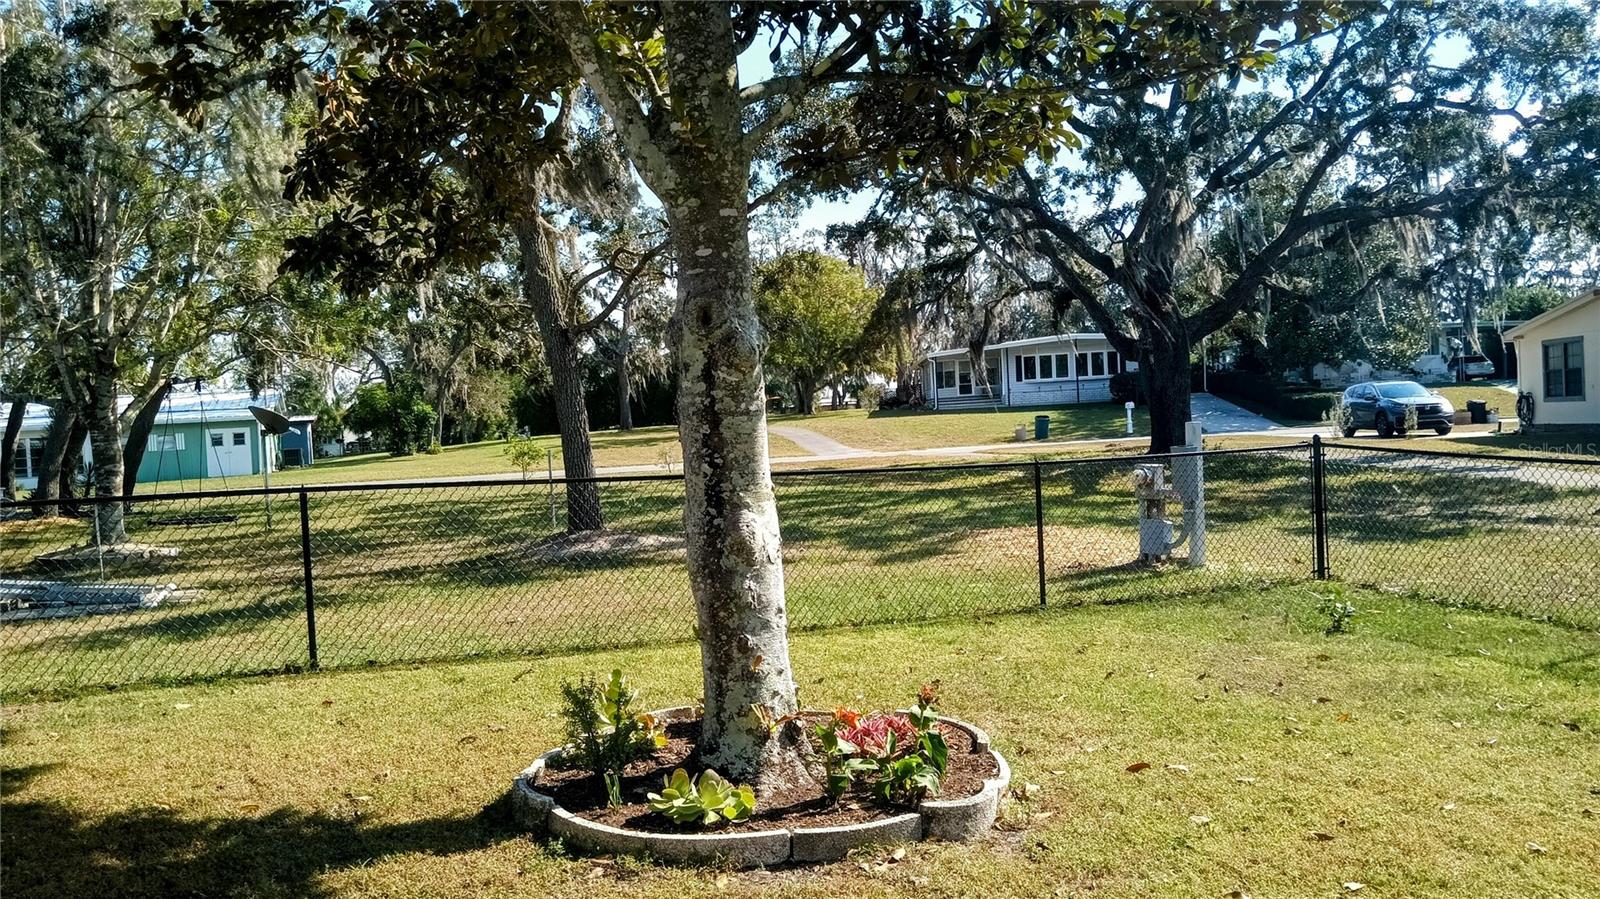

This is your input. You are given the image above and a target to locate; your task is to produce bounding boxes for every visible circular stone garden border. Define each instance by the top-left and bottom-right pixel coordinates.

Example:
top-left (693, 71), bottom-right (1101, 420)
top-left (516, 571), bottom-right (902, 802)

top-left (509, 705), bottom-right (1011, 868)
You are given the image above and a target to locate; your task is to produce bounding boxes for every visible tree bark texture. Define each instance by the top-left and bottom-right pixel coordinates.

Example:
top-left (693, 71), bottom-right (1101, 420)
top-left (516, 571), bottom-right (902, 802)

top-left (29, 406), bottom-right (76, 513)
top-left (516, 221), bottom-right (603, 531)
top-left (2, 398), bottom-right (27, 499)
top-left (616, 298), bottom-right (634, 432)
top-left (83, 352), bottom-right (128, 542)
top-left (660, 3), bottom-right (805, 790)
top-left (121, 379), bottom-right (172, 497)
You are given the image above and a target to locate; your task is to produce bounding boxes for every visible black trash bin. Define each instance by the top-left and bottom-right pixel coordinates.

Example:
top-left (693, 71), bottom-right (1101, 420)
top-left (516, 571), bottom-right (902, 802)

top-left (1034, 414), bottom-right (1051, 440)
top-left (1467, 400), bottom-right (1488, 424)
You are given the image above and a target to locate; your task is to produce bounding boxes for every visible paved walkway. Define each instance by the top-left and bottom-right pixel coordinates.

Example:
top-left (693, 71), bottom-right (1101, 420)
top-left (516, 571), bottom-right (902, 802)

top-left (1189, 392), bottom-right (1283, 433)
top-left (768, 425), bottom-right (865, 458)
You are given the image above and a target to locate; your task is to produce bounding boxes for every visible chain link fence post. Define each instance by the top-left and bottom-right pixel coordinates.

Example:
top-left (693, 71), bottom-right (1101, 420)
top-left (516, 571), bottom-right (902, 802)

top-left (299, 488), bottom-right (319, 670)
top-left (1033, 458), bottom-right (1046, 606)
top-left (1311, 435), bottom-right (1329, 580)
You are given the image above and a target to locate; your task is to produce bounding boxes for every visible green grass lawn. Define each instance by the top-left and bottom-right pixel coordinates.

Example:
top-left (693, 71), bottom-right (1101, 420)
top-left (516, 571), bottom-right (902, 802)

top-left (3, 585), bottom-right (1596, 899)
top-left (771, 403), bottom-right (1147, 452)
top-left (5, 446), bottom-right (1597, 698)
top-left (132, 427), bottom-right (809, 494)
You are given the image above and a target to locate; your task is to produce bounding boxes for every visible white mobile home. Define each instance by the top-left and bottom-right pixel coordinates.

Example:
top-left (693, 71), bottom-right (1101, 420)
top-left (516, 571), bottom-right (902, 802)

top-left (1506, 289), bottom-right (1598, 427)
top-left (924, 334), bottom-right (1134, 410)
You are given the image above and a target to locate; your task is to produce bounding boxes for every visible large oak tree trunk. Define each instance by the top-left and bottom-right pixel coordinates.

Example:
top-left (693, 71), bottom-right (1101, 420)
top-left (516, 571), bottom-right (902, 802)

top-left (2, 398), bottom-right (27, 499)
top-left (29, 406), bottom-right (77, 514)
top-left (83, 358), bottom-right (127, 543)
top-left (121, 379), bottom-right (172, 497)
top-left (662, 3), bottom-right (805, 791)
top-left (1138, 312), bottom-right (1194, 455)
top-left (516, 221), bottom-right (603, 531)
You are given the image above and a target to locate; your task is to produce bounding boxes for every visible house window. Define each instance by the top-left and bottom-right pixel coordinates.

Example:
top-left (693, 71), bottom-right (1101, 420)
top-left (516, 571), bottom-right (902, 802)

top-left (1107, 351), bottom-right (1121, 373)
top-left (1075, 353), bottom-right (1089, 378)
top-left (233, 431), bottom-right (247, 446)
top-left (147, 434), bottom-right (185, 452)
top-left (211, 433), bottom-right (224, 448)
top-left (12, 437), bottom-right (42, 479)
top-left (937, 362), bottom-right (956, 390)
top-left (1090, 353), bottom-right (1106, 376)
top-left (1015, 351), bottom-right (1073, 382)
top-left (1543, 337), bottom-right (1584, 401)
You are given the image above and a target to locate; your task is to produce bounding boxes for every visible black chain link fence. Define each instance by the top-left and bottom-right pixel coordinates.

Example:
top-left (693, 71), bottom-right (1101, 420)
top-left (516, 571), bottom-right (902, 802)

top-left (3, 442), bottom-right (1595, 698)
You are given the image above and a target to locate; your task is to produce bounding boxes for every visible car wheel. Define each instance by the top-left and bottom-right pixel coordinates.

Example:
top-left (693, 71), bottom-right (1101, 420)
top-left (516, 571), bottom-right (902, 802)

top-left (1375, 412), bottom-right (1395, 438)
top-left (1342, 427), bottom-right (1357, 438)
top-left (1434, 424), bottom-right (1452, 436)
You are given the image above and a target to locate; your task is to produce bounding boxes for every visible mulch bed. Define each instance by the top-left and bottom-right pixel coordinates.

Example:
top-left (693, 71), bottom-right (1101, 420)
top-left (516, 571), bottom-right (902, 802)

top-left (538, 713), bottom-right (998, 833)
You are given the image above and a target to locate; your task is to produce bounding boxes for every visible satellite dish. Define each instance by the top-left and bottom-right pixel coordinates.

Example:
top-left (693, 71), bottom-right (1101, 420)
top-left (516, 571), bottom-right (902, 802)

top-left (248, 405), bottom-right (293, 436)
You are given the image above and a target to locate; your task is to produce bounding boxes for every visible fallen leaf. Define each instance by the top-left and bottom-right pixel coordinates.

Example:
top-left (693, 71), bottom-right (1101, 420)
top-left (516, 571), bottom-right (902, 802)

top-left (1019, 782), bottom-right (1042, 799)
top-left (1309, 831), bottom-right (1334, 842)
top-left (457, 735), bottom-right (477, 746)
top-left (173, 703), bottom-right (192, 710)
top-left (1560, 721), bottom-right (1580, 732)
top-left (487, 724), bottom-right (505, 732)
top-left (1343, 883), bottom-right (1365, 892)
top-left (714, 873), bottom-right (730, 888)
top-left (352, 795), bottom-right (372, 803)
top-left (321, 699), bottom-right (334, 707)
top-left (240, 803), bottom-right (260, 814)
top-left (1441, 802), bottom-right (1456, 811)
top-left (1166, 764), bottom-right (1191, 773)
top-left (1313, 653), bottom-right (1332, 661)
top-left (1222, 892), bottom-right (1252, 899)
top-left (1485, 737), bottom-right (1498, 746)
top-left (1234, 777), bottom-right (1257, 785)
top-left (1527, 841), bottom-right (1549, 855)
top-left (1126, 762), bottom-right (1152, 774)
top-left (890, 847), bottom-right (906, 862)
top-left (1190, 815), bottom-right (1211, 826)
top-left (1315, 697), bottom-right (1332, 704)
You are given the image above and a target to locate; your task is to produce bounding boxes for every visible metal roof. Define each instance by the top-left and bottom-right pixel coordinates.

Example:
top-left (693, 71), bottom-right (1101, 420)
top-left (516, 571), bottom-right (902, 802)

top-left (4, 389), bottom-right (285, 433)
top-left (926, 333), bottom-right (1113, 360)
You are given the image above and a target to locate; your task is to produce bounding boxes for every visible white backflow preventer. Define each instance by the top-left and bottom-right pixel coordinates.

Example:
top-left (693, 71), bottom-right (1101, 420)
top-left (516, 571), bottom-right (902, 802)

top-left (1132, 421), bottom-right (1207, 566)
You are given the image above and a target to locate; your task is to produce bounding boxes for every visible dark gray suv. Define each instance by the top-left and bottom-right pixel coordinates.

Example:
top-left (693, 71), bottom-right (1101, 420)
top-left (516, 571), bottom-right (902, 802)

top-left (1340, 381), bottom-right (1455, 437)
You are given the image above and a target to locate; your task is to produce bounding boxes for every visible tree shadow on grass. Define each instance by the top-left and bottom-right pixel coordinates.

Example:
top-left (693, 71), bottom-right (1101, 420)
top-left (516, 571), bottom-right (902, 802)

top-left (1, 777), bottom-right (522, 899)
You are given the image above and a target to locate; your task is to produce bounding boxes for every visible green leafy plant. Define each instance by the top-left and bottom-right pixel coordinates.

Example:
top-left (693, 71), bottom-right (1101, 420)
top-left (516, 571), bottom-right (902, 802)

top-left (647, 768), bottom-right (757, 827)
top-left (503, 434), bottom-right (543, 482)
top-left (1314, 585), bottom-right (1358, 635)
top-left (814, 684), bottom-right (950, 806)
top-left (557, 669), bottom-right (666, 806)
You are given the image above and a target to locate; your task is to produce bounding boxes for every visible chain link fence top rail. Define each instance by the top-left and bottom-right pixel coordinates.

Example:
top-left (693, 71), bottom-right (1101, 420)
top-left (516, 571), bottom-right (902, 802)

top-left (3, 443), bottom-right (1594, 698)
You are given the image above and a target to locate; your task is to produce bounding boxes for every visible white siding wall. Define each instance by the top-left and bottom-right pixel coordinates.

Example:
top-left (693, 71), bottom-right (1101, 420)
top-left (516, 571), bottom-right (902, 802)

top-left (1514, 303), bottom-right (1599, 426)
top-left (926, 337), bottom-right (1129, 407)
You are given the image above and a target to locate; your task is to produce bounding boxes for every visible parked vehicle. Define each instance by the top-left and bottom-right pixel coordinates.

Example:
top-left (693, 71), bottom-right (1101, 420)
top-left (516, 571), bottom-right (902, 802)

top-left (1340, 381), bottom-right (1455, 437)
top-left (1448, 353), bottom-right (1495, 380)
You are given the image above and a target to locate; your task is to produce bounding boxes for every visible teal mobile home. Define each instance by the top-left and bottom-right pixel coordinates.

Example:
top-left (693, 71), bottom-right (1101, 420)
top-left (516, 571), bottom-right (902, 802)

top-left (5, 390), bottom-right (311, 493)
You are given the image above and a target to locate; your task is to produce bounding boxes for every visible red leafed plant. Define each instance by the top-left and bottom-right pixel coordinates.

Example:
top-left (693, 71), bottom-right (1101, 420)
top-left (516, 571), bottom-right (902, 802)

top-left (814, 685), bottom-right (949, 806)
top-left (836, 712), bottom-right (919, 758)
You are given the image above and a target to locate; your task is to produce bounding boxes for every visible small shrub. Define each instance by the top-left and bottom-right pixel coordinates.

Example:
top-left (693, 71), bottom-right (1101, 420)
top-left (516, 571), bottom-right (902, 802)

top-left (813, 683), bottom-right (949, 807)
top-left (424, 441), bottom-right (443, 455)
top-left (557, 669), bottom-right (666, 806)
top-left (503, 435), bottom-right (543, 481)
top-left (858, 383), bottom-right (885, 411)
top-left (647, 768), bottom-right (757, 827)
top-left (1314, 585), bottom-right (1358, 635)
